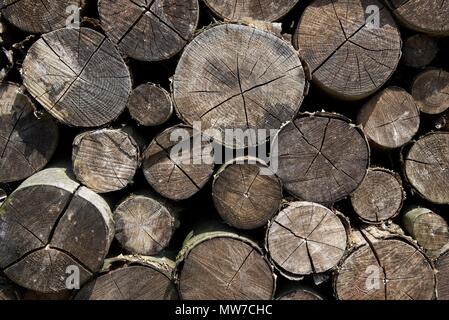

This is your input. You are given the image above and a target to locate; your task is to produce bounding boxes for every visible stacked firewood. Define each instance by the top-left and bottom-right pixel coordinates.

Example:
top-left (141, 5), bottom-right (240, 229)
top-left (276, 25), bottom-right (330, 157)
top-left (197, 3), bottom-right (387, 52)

top-left (1, 0), bottom-right (449, 300)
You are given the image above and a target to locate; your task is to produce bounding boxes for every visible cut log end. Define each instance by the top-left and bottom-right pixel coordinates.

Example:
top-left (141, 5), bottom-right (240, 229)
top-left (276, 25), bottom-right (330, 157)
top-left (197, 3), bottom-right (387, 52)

top-left (267, 202), bottom-right (347, 279)
top-left (350, 168), bottom-right (404, 224)
top-left (72, 129), bottom-right (140, 194)
top-left (22, 27), bottom-right (132, 127)
top-left (412, 69), bottom-right (449, 115)
top-left (294, 0), bottom-right (401, 100)
top-left (114, 195), bottom-right (176, 256)
top-left (277, 288), bottom-right (324, 300)
top-left (402, 34), bottom-right (438, 68)
top-left (177, 233), bottom-right (275, 300)
top-left (128, 83), bottom-right (173, 127)
top-left (98, 0), bottom-right (199, 62)
top-left (357, 87), bottom-right (420, 149)
top-left (405, 132), bottom-right (449, 204)
top-left (212, 159), bottom-right (282, 230)
top-left (0, 83), bottom-right (59, 183)
top-left (436, 251), bottom-right (449, 300)
top-left (277, 114), bottom-right (370, 204)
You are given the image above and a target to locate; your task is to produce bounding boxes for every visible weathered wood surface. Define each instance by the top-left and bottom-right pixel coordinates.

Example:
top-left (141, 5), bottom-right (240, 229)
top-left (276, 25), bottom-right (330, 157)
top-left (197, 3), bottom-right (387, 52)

top-left (357, 87), bottom-right (420, 149)
top-left (436, 251), bottom-right (449, 300)
top-left (0, 82), bottom-right (59, 183)
top-left (276, 113), bottom-right (369, 204)
top-left (0, 168), bottom-right (114, 293)
top-left (212, 158), bottom-right (282, 230)
top-left (22, 27), bottom-right (132, 127)
top-left (350, 168), bottom-right (404, 224)
top-left (266, 202), bottom-right (347, 279)
top-left (294, 0), bottom-right (402, 100)
top-left (173, 23), bottom-right (306, 148)
top-left (411, 69), bottom-right (449, 115)
top-left (0, 276), bottom-right (20, 300)
top-left (72, 128), bottom-right (140, 193)
top-left (402, 34), bottom-right (438, 68)
top-left (98, 0), bottom-right (199, 62)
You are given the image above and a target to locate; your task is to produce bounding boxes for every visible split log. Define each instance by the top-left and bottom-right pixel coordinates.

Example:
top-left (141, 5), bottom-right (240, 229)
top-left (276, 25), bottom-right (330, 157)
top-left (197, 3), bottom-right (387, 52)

top-left (0, 0), bottom-right (84, 33)
top-left (176, 231), bottom-right (275, 300)
top-left (98, 0), bottom-right (199, 62)
top-left (212, 158), bottom-right (282, 230)
top-left (76, 255), bottom-right (178, 300)
top-left (404, 132), bottom-right (449, 204)
top-left (402, 34), bottom-right (438, 68)
top-left (276, 113), bottom-right (370, 204)
top-left (128, 83), bottom-right (173, 127)
top-left (202, 0), bottom-right (300, 22)
top-left (22, 27), bottom-right (132, 127)
top-left (266, 202), bottom-right (347, 279)
top-left (357, 87), bottom-right (420, 149)
top-left (334, 229), bottom-right (436, 300)
top-left (403, 207), bottom-right (449, 259)
top-left (411, 69), bottom-right (449, 115)
top-left (276, 284), bottom-right (325, 300)
top-left (173, 23), bottom-right (306, 148)
top-left (0, 276), bottom-right (20, 300)
top-left (294, 0), bottom-right (402, 100)
top-left (1, 83), bottom-right (59, 183)
top-left (142, 125), bottom-right (214, 201)
top-left (350, 168), bottom-right (404, 224)
top-left (387, 0), bottom-right (449, 36)
top-left (72, 128), bottom-right (140, 194)
top-left (114, 193), bottom-right (178, 256)
top-left (0, 167), bottom-right (114, 293)
top-left (436, 251), bottom-right (449, 300)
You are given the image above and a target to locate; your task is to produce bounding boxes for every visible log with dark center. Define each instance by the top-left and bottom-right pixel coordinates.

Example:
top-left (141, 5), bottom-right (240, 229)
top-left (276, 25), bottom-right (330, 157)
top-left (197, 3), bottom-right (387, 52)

top-left (402, 34), bottom-right (438, 68)
top-left (412, 69), bottom-right (449, 115)
top-left (294, 0), bottom-right (402, 100)
top-left (72, 128), bottom-right (140, 194)
top-left (350, 168), bottom-right (404, 224)
top-left (98, 0), bottom-right (199, 62)
top-left (266, 202), bottom-right (347, 279)
top-left (276, 113), bottom-right (369, 204)
top-left (176, 232), bottom-right (275, 300)
top-left (22, 27), bottom-right (132, 127)
top-left (173, 23), bottom-right (306, 148)
top-left (387, 0), bottom-right (449, 36)
top-left (357, 87), bottom-right (420, 149)
top-left (404, 132), bottom-right (449, 204)
top-left (0, 0), bottom-right (84, 33)
top-left (0, 82), bottom-right (59, 183)
top-left (212, 158), bottom-right (283, 230)
top-left (142, 125), bottom-right (215, 201)
top-left (202, 0), bottom-right (300, 22)
top-left (0, 168), bottom-right (114, 293)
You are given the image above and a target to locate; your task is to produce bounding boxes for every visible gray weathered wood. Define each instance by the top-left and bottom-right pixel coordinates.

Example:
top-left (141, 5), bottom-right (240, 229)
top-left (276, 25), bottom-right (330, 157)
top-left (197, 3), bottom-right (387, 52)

top-left (411, 69), bottom-right (449, 115)
top-left (402, 34), bottom-right (438, 68)
top-left (436, 251), bottom-right (449, 300)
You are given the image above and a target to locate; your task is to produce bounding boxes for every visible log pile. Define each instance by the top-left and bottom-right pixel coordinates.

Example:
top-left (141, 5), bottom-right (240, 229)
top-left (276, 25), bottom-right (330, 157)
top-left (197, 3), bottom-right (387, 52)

top-left (1, 0), bottom-right (449, 301)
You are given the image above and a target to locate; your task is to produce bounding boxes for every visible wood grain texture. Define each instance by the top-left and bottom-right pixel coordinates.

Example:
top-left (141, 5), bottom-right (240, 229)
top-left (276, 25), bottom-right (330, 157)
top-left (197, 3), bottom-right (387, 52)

top-left (403, 207), bottom-right (449, 259)
top-left (294, 0), bottom-right (402, 100)
top-left (405, 132), bottom-right (449, 204)
top-left (72, 129), bottom-right (140, 193)
top-left (357, 87), bottom-right (420, 149)
top-left (76, 255), bottom-right (178, 300)
top-left (142, 125), bottom-right (215, 201)
top-left (173, 23), bottom-right (306, 148)
top-left (276, 113), bottom-right (369, 204)
top-left (202, 0), bottom-right (300, 22)
top-left (114, 194), bottom-right (176, 255)
top-left (0, 82), bottom-right (59, 183)
top-left (277, 287), bottom-right (324, 300)
top-left (436, 251), bottom-right (449, 300)
top-left (335, 238), bottom-right (435, 300)
top-left (267, 202), bottom-right (347, 278)
top-left (177, 232), bottom-right (275, 300)
top-left (0, 276), bottom-right (20, 300)
top-left (98, 0), bottom-right (199, 62)
top-left (350, 168), bottom-right (404, 224)
top-left (22, 27), bottom-right (132, 127)
top-left (212, 158), bottom-right (282, 230)
top-left (387, 0), bottom-right (449, 36)
top-left (128, 83), bottom-right (173, 127)
top-left (0, 168), bottom-right (114, 293)
top-left (411, 69), bottom-right (449, 115)
top-left (0, 0), bottom-right (84, 33)
top-left (402, 34), bottom-right (438, 68)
